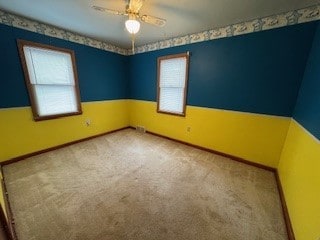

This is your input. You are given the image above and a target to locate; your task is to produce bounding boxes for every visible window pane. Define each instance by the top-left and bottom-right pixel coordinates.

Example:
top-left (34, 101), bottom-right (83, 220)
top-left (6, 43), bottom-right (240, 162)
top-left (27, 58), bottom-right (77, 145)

top-left (34, 85), bottom-right (78, 116)
top-left (157, 53), bottom-right (189, 116)
top-left (159, 87), bottom-right (184, 114)
top-left (18, 40), bottom-right (82, 120)
top-left (24, 46), bottom-right (74, 85)
top-left (159, 57), bottom-right (187, 88)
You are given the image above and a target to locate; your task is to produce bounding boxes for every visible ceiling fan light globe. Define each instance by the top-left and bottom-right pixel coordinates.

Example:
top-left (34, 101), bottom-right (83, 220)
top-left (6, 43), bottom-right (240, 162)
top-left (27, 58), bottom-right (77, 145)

top-left (125, 19), bottom-right (140, 34)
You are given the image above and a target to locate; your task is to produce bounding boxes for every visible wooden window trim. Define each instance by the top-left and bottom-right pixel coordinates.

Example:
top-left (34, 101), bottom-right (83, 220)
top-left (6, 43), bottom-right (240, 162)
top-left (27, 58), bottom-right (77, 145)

top-left (157, 53), bottom-right (190, 117)
top-left (17, 39), bottom-right (82, 121)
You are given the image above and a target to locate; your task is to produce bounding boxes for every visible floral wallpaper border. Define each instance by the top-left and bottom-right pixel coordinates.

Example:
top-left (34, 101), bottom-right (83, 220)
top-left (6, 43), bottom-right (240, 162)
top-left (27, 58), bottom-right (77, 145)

top-left (0, 9), bottom-right (128, 55)
top-left (133, 4), bottom-right (320, 55)
top-left (1, 4), bottom-right (319, 56)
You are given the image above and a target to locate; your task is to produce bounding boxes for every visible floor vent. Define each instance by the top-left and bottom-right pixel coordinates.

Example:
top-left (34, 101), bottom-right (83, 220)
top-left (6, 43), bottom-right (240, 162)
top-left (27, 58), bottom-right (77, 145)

top-left (136, 126), bottom-right (146, 133)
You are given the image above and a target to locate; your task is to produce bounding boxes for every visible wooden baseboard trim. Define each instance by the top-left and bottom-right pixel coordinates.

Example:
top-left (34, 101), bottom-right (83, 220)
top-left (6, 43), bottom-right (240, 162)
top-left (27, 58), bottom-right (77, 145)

top-left (1, 167), bottom-right (17, 240)
top-left (142, 129), bottom-right (276, 172)
top-left (0, 126), bottom-right (130, 166)
top-left (275, 170), bottom-right (296, 240)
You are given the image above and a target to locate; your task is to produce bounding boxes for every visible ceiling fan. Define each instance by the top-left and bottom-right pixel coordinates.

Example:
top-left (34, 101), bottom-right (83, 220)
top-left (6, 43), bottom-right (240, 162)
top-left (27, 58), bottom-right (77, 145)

top-left (92, 0), bottom-right (166, 53)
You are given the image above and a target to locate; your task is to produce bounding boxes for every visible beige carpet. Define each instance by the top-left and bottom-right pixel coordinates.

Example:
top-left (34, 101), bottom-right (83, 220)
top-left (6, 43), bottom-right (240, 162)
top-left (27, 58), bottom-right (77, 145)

top-left (3, 129), bottom-right (287, 240)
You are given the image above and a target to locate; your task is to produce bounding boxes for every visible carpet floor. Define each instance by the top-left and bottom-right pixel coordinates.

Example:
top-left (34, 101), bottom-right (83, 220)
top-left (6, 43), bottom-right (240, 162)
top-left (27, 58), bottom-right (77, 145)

top-left (3, 129), bottom-right (287, 240)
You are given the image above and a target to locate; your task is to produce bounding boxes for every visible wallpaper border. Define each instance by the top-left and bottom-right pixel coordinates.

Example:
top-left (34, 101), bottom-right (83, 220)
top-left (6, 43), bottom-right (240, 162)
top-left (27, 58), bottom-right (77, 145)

top-left (1, 4), bottom-right (319, 56)
top-left (133, 4), bottom-right (320, 54)
top-left (0, 9), bottom-right (128, 55)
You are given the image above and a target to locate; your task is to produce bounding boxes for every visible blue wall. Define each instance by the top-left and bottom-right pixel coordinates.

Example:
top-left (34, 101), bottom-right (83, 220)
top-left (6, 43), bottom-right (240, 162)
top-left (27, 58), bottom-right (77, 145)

top-left (294, 22), bottom-right (320, 140)
top-left (1, 21), bottom-right (318, 119)
top-left (0, 24), bottom-right (129, 108)
top-left (129, 23), bottom-right (317, 117)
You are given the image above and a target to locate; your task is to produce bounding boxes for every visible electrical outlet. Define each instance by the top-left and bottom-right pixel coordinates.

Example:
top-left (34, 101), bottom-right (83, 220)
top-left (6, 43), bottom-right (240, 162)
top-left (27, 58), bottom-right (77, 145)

top-left (85, 119), bottom-right (91, 126)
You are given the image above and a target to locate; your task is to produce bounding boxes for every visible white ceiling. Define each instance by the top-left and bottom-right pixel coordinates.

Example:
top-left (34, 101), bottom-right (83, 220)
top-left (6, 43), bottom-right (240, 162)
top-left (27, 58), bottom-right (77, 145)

top-left (0, 0), bottom-right (319, 48)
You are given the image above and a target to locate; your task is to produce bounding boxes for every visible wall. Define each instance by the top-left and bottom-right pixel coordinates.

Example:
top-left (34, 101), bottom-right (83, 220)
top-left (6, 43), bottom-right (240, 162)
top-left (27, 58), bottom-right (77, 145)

top-left (0, 11), bottom-right (319, 240)
top-left (0, 24), bottom-right (130, 162)
top-left (129, 22), bottom-right (317, 168)
top-left (278, 22), bottom-right (320, 240)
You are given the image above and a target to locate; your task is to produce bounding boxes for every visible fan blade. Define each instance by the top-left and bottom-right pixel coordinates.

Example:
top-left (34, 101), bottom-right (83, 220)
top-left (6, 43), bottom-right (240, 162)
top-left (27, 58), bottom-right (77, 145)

top-left (129, 0), bottom-right (144, 13)
top-left (141, 15), bottom-right (166, 27)
top-left (92, 5), bottom-right (127, 16)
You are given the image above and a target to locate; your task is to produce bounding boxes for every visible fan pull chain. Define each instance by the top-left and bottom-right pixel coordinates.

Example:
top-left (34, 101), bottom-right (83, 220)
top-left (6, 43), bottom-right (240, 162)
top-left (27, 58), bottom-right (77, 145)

top-left (131, 34), bottom-right (135, 54)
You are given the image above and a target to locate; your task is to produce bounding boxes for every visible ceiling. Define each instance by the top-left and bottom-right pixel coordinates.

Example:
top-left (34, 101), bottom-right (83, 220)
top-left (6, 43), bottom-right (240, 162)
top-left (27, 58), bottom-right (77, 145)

top-left (0, 0), bottom-right (319, 48)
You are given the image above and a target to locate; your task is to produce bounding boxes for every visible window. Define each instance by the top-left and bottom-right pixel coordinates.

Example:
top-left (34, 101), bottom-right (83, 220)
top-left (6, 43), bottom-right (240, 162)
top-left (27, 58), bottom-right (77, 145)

top-left (157, 53), bottom-right (189, 116)
top-left (17, 40), bottom-right (82, 121)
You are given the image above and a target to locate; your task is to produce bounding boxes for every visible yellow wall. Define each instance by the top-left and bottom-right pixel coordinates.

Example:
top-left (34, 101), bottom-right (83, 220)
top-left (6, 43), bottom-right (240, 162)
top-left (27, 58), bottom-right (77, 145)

top-left (0, 99), bottom-right (129, 162)
top-left (278, 120), bottom-right (320, 240)
top-left (129, 100), bottom-right (290, 168)
top-left (2, 98), bottom-right (319, 239)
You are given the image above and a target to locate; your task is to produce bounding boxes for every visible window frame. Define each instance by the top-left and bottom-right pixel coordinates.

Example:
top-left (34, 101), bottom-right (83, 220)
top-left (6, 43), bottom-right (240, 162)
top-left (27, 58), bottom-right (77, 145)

top-left (17, 39), bottom-right (82, 121)
top-left (157, 52), bottom-right (190, 116)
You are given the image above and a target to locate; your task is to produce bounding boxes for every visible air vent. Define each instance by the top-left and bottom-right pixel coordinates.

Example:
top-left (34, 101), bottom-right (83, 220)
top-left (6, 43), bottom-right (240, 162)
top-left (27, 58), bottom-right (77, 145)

top-left (136, 126), bottom-right (146, 133)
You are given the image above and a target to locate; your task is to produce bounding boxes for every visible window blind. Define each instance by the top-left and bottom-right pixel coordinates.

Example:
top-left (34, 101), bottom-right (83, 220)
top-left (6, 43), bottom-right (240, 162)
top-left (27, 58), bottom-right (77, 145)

top-left (158, 55), bottom-right (188, 115)
top-left (23, 46), bottom-right (78, 117)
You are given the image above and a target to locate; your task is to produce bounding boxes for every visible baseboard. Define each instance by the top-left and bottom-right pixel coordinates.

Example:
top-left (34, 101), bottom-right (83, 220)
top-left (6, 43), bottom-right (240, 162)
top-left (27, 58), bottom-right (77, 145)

top-left (0, 167), bottom-right (17, 240)
top-left (141, 128), bottom-right (276, 172)
top-left (275, 170), bottom-right (296, 240)
top-left (0, 126), bottom-right (130, 166)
